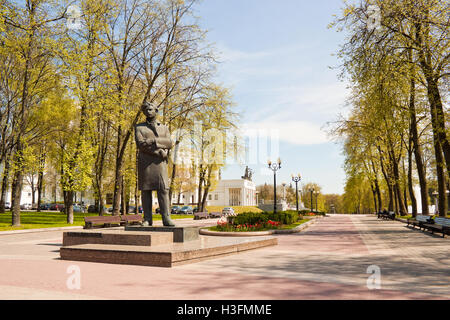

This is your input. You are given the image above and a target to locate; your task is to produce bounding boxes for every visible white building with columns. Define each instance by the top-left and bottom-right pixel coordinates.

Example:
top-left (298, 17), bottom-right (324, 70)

top-left (172, 178), bottom-right (257, 207)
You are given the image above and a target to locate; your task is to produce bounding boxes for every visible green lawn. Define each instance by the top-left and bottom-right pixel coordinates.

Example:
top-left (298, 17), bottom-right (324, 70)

top-left (279, 219), bottom-right (309, 230)
top-left (0, 211), bottom-right (193, 231)
top-left (396, 215), bottom-right (413, 220)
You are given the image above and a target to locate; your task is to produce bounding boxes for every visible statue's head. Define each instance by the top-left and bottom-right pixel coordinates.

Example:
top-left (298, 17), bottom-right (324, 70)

top-left (141, 101), bottom-right (158, 120)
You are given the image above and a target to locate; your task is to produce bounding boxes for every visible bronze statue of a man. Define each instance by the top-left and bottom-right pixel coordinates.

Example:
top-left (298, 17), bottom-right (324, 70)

top-left (135, 101), bottom-right (175, 227)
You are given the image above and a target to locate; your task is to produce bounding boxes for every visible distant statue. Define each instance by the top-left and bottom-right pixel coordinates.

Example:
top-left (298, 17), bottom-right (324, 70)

top-left (135, 101), bottom-right (175, 227)
top-left (241, 166), bottom-right (253, 181)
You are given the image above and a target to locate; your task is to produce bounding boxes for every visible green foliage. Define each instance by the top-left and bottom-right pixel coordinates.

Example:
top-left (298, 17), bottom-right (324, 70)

top-left (227, 210), bottom-right (300, 226)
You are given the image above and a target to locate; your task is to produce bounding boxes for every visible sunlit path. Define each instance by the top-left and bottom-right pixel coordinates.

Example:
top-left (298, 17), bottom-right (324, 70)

top-left (0, 215), bottom-right (448, 299)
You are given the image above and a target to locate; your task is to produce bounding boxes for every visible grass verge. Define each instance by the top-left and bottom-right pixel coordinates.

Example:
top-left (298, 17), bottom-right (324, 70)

top-left (0, 211), bottom-right (193, 231)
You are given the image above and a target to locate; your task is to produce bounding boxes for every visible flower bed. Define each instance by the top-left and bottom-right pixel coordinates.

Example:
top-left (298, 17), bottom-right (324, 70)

top-left (207, 210), bottom-right (311, 233)
top-left (215, 219), bottom-right (281, 232)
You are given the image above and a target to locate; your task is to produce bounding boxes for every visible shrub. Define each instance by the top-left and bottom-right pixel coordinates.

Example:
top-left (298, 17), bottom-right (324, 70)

top-left (228, 210), bottom-right (299, 225)
top-left (228, 212), bottom-right (269, 225)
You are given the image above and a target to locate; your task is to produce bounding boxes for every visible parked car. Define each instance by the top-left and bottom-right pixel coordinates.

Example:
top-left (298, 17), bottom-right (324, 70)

top-left (20, 203), bottom-right (33, 210)
top-left (74, 204), bottom-right (86, 213)
top-left (179, 206), bottom-right (193, 215)
top-left (4, 202), bottom-right (11, 209)
top-left (209, 212), bottom-right (223, 218)
top-left (59, 204), bottom-right (85, 213)
top-left (193, 207), bottom-right (208, 213)
top-left (155, 207), bottom-right (160, 214)
top-left (171, 206), bottom-right (181, 214)
top-left (88, 204), bottom-right (98, 213)
top-left (107, 207), bottom-right (113, 213)
top-left (127, 205), bottom-right (143, 214)
top-left (49, 203), bottom-right (64, 211)
top-left (222, 207), bottom-right (235, 216)
top-left (39, 203), bottom-right (52, 210)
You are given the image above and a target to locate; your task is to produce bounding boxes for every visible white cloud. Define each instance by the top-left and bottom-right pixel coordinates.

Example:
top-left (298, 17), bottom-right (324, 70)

top-left (253, 82), bottom-right (350, 122)
top-left (241, 120), bottom-right (329, 146)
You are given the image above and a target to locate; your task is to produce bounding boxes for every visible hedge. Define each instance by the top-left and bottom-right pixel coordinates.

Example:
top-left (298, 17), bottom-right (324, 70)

top-left (227, 210), bottom-right (300, 225)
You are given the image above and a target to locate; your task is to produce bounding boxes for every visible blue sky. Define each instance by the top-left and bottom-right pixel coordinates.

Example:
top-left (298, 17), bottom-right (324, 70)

top-left (194, 0), bottom-right (350, 194)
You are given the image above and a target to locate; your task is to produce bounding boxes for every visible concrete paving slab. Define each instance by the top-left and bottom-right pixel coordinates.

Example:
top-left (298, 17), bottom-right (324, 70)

top-left (0, 215), bottom-right (448, 299)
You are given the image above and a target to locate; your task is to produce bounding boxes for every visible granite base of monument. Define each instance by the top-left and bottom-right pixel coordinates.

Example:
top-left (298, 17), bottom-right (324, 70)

top-left (60, 235), bottom-right (277, 267)
top-left (124, 225), bottom-right (200, 242)
top-left (63, 229), bottom-right (173, 247)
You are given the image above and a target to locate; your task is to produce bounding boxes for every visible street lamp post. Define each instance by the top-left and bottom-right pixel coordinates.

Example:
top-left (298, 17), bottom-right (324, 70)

top-left (291, 174), bottom-right (301, 213)
top-left (268, 158), bottom-right (282, 214)
top-left (315, 191), bottom-right (319, 213)
top-left (309, 188), bottom-right (314, 212)
top-left (432, 191), bottom-right (439, 215)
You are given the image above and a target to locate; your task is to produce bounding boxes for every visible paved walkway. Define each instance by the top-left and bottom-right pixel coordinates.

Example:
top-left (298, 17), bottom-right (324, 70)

top-left (0, 215), bottom-right (448, 299)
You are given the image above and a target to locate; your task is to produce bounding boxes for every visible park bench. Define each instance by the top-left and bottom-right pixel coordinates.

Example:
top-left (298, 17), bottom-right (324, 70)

top-left (84, 215), bottom-right (122, 229)
top-left (423, 217), bottom-right (450, 238)
top-left (407, 215), bottom-right (432, 231)
top-left (194, 212), bottom-right (209, 220)
top-left (120, 214), bottom-right (143, 226)
top-left (378, 211), bottom-right (395, 220)
top-left (209, 212), bottom-right (222, 218)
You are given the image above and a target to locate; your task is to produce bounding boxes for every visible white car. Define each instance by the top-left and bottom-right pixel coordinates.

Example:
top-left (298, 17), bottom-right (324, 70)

top-left (20, 203), bottom-right (33, 210)
top-left (5, 202), bottom-right (10, 209)
top-left (222, 207), bottom-right (236, 216)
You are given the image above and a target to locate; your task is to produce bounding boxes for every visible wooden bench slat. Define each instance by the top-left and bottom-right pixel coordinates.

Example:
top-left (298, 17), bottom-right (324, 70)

top-left (407, 216), bottom-right (449, 238)
top-left (435, 217), bottom-right (450, 227)
top-left (84, 215), bottom-right (122, 229)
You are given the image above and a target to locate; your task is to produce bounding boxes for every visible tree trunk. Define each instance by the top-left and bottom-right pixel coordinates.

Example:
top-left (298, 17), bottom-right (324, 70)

top-left (37, 171), bottom-right (44, 212)
top-left (432, 136), bottom-right (448, 217)
top-left (379, 150), bottom-right (393, 211)
top-left (30, 176), bottom-right (36, 207)
top-left (197, 164), bottom-right (204, 211)
top-left (200, 166), bottom-right (213, 212)
top-left (64, 190), bottom-right (74, 224)
top-left (371, 159), bottom-right (382, 211)
top-left (371, 183), bottom-right (378, 213)
top-left (408, 76), bottom-right (429, 214)
top-left (0, 158), bottom-right (10, 213)
top-left (120, 176), bottom-right (124, 214)
top-left (407, 147), bottom-right (417, 217)
top-left (416, 22), bottom-right (450, 181)
top-left (112, 158), bottom-right (123, 216)
top-left (11, 167), bottom-right (23, 227)
top-left (402, 158), bottom-right (409, 215)
top-left (390, 150), bottom-right (407, 215)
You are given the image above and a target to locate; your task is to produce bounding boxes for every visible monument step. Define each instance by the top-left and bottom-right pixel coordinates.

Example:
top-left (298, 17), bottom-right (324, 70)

top-left (62, 230), bottom-right (173, 247)
top-left (60, 236), bottom-right (278, 267)
top-left (124, 225), bottom-right (200, 242)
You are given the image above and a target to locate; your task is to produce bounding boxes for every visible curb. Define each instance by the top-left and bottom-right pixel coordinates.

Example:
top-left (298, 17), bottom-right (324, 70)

top-left (0, 226), bottom-right (84, 236)
top-left (199, 218), bottom-right (317, 237)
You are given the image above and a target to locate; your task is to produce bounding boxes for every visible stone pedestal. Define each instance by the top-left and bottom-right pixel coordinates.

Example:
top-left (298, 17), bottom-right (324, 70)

top-left (63, 230), bottom-right (172, 247)
top-left (60, 236), bottom-right (278, 267)
top-left (59, 225), bottom-right (278, 268)
top-left (124, 226), bottom-right (200, 243)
